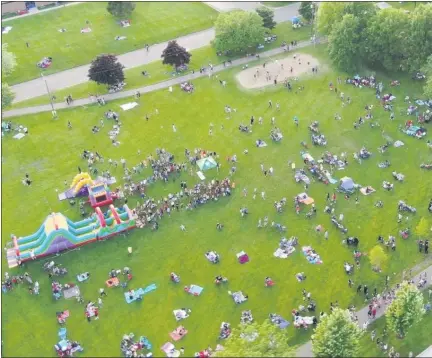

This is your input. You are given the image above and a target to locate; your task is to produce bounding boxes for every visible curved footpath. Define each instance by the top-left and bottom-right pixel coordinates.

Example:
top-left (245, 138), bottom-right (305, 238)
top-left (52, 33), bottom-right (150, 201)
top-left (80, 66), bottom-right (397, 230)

top-left (3, 38), bottom-right (320, 118)
top-left (297, 262), bottom-right (432, 357)
top-left (9, 2), bottom-right (300, 103)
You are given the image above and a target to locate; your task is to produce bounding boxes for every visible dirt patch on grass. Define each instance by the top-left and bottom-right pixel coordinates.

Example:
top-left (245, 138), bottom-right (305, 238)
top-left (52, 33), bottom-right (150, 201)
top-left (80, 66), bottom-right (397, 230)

top-left (236, 53), bottom-right (321, 89)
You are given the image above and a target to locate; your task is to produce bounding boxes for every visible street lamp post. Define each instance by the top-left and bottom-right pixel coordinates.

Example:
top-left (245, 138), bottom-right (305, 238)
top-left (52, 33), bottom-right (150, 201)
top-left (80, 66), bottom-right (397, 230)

top-left (41, 72), bottom-right (56, 115)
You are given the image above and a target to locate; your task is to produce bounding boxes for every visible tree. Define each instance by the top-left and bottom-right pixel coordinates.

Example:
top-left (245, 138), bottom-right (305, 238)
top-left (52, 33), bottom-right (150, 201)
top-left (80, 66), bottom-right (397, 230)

top-left (2, 43), bottom-right (16, 77)
top-left (415, 217), bottom-right (430, 238)
top-left (312, 308), bottom-right (363, 357)
top-left (256, 7), bottom-right (276, 30)
top-left (214, 11), bottom-right (266, 54)
top-left (365, 8), bottom-right (410, 71)
top-left (386, 282), bottom-right (425, 338)
top-left (88, 54), bottom-right (124, 86)
top-left (107, 2), bottom-right (136, 18)
top-left (369, 245), bottom-right (388, 272)
top-left (299, 2), bottom-right (316, 23)
top-left (1, 83), bottom-right (15, 109)
top-left (328, 14), bottom-right (363, 72)
top-left (214, 320), bottom-right (296, 357)
top-left (405, 4), bottom-right (432, 72)
top-left (316, 2), bottom-right (346, 35)
top-left (421, 55), bottom-right (432, 98)
top-left (161, 41), bottom-right (192, 69)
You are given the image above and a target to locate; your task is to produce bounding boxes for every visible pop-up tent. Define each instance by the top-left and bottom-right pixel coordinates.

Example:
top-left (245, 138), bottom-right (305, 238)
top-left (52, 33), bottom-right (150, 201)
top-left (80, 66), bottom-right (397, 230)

top-left (196, 157), bottom-right (217, 171)
top-left (339, 177), bottom-right (355, 191)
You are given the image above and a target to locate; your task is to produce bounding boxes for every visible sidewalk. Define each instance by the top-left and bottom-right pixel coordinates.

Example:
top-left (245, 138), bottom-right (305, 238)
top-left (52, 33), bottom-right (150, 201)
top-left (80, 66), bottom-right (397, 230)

top-left (296, 262), bottom-right (432, 357)
top-left (3, 38), bottom-right (320, 118)
top-left (10, 2), bottom-right (300, 103)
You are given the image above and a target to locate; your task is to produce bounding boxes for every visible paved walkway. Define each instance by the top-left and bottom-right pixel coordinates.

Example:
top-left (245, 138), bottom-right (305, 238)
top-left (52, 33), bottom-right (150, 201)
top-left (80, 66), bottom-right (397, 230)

top-left (3, 38), bottom-right (319, 118)
top-left (296, 262), bottom-right (432, 357)
top-left (10, 2), bottom-right (300, 103)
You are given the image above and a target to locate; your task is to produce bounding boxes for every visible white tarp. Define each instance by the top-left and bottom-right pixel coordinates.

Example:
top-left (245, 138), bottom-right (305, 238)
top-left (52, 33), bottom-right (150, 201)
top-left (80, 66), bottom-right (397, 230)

top-left (120, 102), bottom-right (138, 111)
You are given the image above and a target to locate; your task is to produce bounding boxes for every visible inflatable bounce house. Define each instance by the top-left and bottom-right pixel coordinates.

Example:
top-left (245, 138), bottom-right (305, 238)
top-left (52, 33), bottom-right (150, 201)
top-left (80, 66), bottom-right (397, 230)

top-left (5, 205), bottom-right (137, 268)
top-left (58, 173), bottom-right (117, 207)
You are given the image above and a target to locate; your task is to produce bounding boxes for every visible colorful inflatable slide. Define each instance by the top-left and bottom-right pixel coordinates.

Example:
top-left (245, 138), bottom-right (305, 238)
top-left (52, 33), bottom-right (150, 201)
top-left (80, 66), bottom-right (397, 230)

top-left (57, 173), bottom-right (116, 202)
top-left (6, 205), bottom-right (136, 268)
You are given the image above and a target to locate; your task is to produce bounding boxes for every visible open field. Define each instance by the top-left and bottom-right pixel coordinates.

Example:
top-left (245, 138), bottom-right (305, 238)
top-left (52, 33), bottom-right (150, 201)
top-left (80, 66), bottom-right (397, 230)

top-left (9, 22), bottom-right (311, 109)
top-left (2, 2), bottom-right (218, 84)
top-left (2, 45), bottom-right (431, 357)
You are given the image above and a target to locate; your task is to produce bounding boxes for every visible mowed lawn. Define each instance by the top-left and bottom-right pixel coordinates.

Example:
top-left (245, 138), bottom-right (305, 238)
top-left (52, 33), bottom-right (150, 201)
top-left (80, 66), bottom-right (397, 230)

top-left (9, 22), bottom-right (311, 109)
top-left (2, 2), bottom-right (218, 84)
top-left (2, 46), bottom-right (431, 357)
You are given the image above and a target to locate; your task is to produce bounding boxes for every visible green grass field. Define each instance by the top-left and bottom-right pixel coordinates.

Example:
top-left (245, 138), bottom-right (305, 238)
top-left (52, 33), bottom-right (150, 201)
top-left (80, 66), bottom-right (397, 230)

top-left (9, 22), bottom-right (311, 109)
top-left (2, 45), bottom-right (431, 357)
top-left (2, 2), bottom-right (218, 85)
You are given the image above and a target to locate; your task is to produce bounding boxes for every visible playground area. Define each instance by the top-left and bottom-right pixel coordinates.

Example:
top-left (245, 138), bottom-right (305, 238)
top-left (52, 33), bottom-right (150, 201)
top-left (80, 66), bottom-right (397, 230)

top-left (236, 53), bottom-right (321, 89)
top-left (1, 45), bottom-right (432, 357)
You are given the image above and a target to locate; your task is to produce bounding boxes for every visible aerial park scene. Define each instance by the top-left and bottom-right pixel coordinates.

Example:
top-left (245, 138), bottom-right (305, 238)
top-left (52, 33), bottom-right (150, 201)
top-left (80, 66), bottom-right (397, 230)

top-left (1, 1), bottom-right (432, 357)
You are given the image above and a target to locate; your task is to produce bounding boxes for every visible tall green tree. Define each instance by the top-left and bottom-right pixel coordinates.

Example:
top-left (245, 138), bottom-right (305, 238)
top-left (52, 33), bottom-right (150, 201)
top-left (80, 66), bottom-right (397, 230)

top-left (369, 245), bottom-right (388, 272)
top-left (107, 1), bottom-right (136, 18)
top-left (299, 2), bottom-right (316, 22)
top-left (365, 8), bottom-right (410, 71)
top-left (405, 4), bottom-right (432, 72)
top-left (312, 308), bottom-right (363, 357)
top-left (214, 11), bottom-right (266, 53)
top-left (256, 7), bottom-right (276, 30)
top-left (214, 320), bottom-right (296, 357)
top-left (2, 43), bottom-right (17, 77)
top-left (421, 55), bottom-right (432, 98)
top-left (88, 54), bottom-right (125, 86)
top-left (316, 2), bottom-right (346, 35)
top-left (386, 282), bottom-right (425, 338)
top-left (1, 83), bottom-right (15, 109)
top-left (415, 217), bottom-right (430, 238)
top-left (161, 40), bottom-right (192, 69)
top-left (328, 14), bottom-right (363, 72)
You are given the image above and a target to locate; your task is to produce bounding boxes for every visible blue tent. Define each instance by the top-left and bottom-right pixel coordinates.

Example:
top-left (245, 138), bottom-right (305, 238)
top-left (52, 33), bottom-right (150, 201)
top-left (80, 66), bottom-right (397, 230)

top-left (196, 157), bottom-right (217, 171)
top-left (291, 16), bottom-right (300, 24)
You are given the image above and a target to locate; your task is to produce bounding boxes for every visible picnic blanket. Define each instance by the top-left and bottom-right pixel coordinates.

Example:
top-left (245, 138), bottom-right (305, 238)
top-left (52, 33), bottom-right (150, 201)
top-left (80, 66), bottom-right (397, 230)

top-left (58, 327), bottom-right (67, 340)
top-left (188, 284), bottom-right (203, 296)
top-left (360, 187), bottom-right (376, 195)
top-left (13, 133), bottom-right (26, 140)
top-left (63, 286), bottom-right (80, 299)
top-left (231, 291), bottom-right (247, 304)
top-left (169, 326), bottom-right (188, 341)
top-left (106, 277), bottom-right (120, 287)
top-left (139, 336), bottom-right (152, 350)
top-left (120, 102), bottom-right (138, 111)
top-left (236, 251), bottom-right (249, 264)
top-left (2, 26), bottom-right (12, 34)
top-left (394, 140), bottom-right (404, 147)
top-left (302, 246), bottom-right (322, 264)
top-left (76, 273), bottom-right (90, 282)
top-left (256, 140), bottom-right (267, 147)
top-left (161, 342), bottom-right (180, 357)
top-left (173, 309), bottom-right (190, 321)
top-left (124, 284), bottom-right (157, 303)
top-left (273, 247), bottom-right (295, 259)
top-left (323, 170), bottom-right (338, 184)
top-left (197, 171), bottom-right (206, 180)
top-left (80, 27), bottom-right (92, 33)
